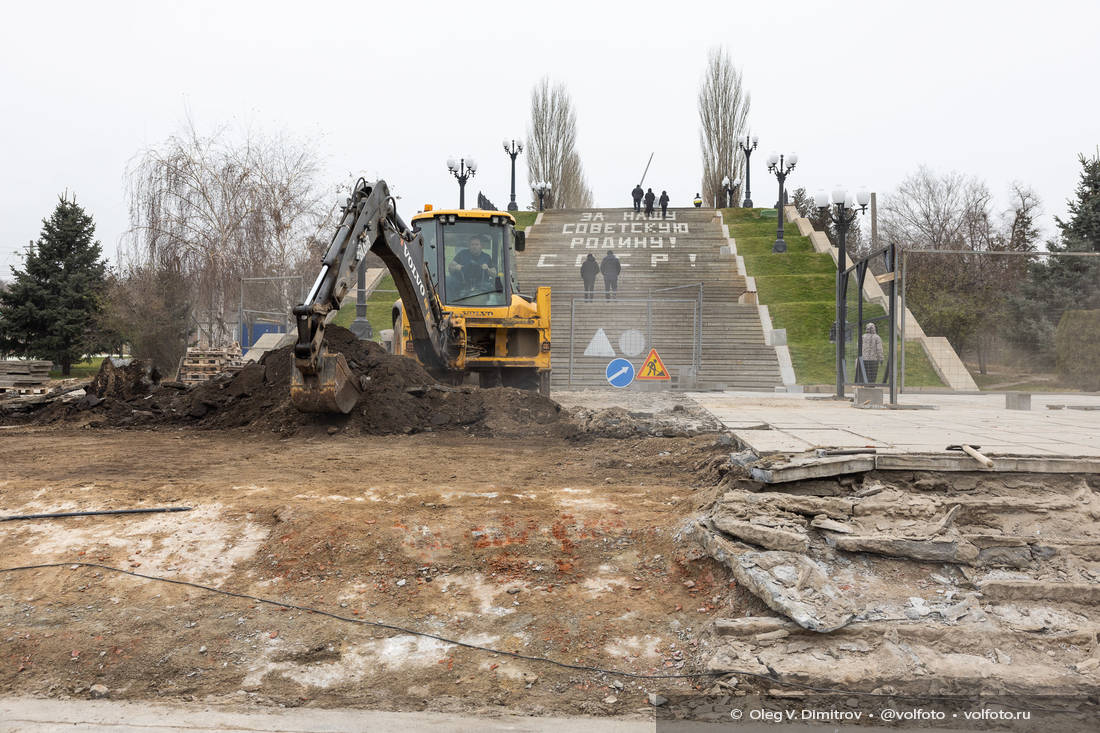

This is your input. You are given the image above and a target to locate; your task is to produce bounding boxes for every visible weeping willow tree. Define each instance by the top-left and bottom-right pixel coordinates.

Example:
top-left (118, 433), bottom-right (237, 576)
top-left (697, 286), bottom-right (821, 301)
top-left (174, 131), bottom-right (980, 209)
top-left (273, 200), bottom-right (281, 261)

top-left (526, 77), bottom-right (593, 209)
top-left (698, 48), bottom-right (751, 208)
top-left (124, 119), bottom-right (334, 349)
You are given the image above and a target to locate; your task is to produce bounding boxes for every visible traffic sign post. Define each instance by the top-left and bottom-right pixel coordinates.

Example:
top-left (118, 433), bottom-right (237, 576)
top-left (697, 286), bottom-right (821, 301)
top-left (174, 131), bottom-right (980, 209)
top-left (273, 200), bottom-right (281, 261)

top-left (636, 348), bottom-right (670, 381)
top-left (605, 358), bottom-right (635, 388)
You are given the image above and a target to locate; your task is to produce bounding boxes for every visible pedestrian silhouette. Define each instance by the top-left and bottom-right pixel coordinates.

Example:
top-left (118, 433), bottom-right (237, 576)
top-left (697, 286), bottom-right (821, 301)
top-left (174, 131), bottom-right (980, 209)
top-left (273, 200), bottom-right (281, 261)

top-left (631, 184), bottom-right (644, 212)
top-left (658, 190), bottom-right (669, 219)
top-left (644, 188), bottom-right (656, 217)
top-left (580, 253), bottom-right (599, 303)
top-left (600, 251), bottom-right (621, 301)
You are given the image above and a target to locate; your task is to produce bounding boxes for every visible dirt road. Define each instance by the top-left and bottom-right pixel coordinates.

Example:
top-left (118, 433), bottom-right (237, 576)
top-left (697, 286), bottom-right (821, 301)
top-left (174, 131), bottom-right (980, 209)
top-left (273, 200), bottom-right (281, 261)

top-left (0, 427), bottom-right (745, 718)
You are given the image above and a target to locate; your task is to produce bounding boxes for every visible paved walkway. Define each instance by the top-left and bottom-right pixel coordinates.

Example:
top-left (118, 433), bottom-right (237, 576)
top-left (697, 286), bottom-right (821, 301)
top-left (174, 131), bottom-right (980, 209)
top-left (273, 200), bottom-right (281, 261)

top-left (688, 391), bottom-right (1100, 457)
top-left (0, 697), bottom-right (651, 733)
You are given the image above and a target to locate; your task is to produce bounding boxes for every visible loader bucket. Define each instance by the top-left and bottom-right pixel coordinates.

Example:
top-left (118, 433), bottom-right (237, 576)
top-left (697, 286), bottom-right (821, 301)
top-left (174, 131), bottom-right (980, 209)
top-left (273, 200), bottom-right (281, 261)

top-left (290, 348), bottom-right (361, 414)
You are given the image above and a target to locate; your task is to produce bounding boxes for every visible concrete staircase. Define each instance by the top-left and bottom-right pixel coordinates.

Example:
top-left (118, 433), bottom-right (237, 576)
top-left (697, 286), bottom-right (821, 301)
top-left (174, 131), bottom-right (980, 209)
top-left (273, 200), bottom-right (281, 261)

top-left (515, 208), bottom-right (784, 390)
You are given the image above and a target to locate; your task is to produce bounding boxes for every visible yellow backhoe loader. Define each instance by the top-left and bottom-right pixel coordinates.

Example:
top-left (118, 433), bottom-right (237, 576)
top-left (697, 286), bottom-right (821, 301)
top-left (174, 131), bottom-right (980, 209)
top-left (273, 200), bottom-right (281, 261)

top-left (290, 179), bottom-right (550, 413)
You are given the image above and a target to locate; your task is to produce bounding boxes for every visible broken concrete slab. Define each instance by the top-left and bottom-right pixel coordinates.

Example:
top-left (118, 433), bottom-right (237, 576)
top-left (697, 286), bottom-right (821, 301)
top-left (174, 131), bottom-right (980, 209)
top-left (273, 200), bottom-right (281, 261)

top-left (713, 617), bottom-right (800, 636)
top-left (832, 533), bottom-right (980, 564)
top-left (750, 454), bottom-right (875, 484)
top-left (728, 551), bottom-right (858, 632)
top-left (710, 515), bottom-right (809, 553)
top-left (719, 491), bottom-right (855, 520)
top-left (979, 580), bottom-right (1100, 604)
top-left (874, 453), bottom-right (1100, 474)
top-left (810, 515), bottom-right (855, 534)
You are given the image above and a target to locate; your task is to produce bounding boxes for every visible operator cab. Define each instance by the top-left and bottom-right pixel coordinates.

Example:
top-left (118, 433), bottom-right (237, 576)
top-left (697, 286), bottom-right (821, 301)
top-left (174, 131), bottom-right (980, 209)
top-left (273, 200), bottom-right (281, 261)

top-left (412, 210), bottom-right (524, 307)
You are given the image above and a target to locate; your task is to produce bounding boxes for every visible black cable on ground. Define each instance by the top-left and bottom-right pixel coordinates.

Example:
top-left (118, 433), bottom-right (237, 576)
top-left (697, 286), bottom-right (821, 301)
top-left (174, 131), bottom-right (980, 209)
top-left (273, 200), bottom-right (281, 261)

top-left (0, 562), bottom-right (1071, 711)
top-left (0, 507), bottom-right (192, 522)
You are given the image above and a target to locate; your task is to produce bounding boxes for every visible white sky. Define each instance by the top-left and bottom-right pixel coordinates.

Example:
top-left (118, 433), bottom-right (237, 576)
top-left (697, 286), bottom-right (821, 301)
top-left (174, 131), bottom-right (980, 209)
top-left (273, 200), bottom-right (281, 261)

top-left (1, 0), bottom-right (1097, 275)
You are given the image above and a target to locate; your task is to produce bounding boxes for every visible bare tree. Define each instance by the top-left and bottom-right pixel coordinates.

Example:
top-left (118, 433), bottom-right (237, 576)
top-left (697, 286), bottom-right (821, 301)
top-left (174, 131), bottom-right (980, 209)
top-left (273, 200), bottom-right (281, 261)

top-left (880, 166), bottom-right (989, 250)
top-left (124, 118), bottom-right (334, 349)
top-left (882, 168), bottom-right (1044, 373)
top-left (698, 48), bottom-right (750, 208)
top-left (526, 77), bottom-right (592, 209)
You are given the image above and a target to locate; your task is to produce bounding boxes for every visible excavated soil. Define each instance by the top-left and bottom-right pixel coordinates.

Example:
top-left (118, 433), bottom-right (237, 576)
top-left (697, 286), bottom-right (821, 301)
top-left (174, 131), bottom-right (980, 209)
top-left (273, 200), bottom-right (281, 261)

top-left (2, 327), bottom-right (568, 438)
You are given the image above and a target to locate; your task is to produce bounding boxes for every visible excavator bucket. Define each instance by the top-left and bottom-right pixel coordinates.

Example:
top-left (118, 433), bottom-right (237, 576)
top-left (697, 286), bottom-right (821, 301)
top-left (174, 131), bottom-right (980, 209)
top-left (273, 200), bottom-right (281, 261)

top-left (290, 348), bottom-right (362, 414)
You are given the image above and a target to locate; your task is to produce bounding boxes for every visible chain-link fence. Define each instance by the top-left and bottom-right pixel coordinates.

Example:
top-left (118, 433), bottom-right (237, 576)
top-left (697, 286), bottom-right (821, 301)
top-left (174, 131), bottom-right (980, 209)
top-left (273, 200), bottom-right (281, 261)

top-left (554, 288), bottom-right (702, 389)
top-left (239, 276), bottom-right (304, 348)
top-left (898, 250), bottom-right (1100, 393)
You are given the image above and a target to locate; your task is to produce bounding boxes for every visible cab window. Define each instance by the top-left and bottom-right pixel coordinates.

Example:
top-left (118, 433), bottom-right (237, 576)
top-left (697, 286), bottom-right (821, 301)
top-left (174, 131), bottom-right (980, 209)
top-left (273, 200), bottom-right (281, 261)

top-left (414, 218), bottom-right (439, 287)
top-left (442, 220), bottom-right (507, 306)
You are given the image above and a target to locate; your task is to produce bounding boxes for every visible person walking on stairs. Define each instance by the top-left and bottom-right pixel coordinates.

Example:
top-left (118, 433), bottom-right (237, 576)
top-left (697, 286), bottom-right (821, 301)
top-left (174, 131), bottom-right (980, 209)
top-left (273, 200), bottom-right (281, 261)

top-left (644, 188), bottom-right (656, 216)
top-left (631, 184), bottom-right (644, 212)
top-left (693, 193), bottom-right (703, 208)
top-left (659, 190), bottom-right (670, 218)
top-left (861, 322), bottom-right (884, 383)
top-left (580, 253), bottom-right (599, 303)
top-left (600, 251), bottom-right (621, 301)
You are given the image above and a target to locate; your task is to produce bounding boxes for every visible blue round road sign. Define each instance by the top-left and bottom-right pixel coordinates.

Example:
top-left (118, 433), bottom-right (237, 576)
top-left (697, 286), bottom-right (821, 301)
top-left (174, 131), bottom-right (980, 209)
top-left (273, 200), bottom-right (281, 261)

top-left (606, 358), bottom-right (635, 388)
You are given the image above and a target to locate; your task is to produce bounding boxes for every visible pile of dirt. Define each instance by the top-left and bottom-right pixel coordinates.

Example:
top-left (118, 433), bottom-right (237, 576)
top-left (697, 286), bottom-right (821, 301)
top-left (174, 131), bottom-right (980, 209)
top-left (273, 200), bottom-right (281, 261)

top-left (5, 326), bottom-right (571, 437)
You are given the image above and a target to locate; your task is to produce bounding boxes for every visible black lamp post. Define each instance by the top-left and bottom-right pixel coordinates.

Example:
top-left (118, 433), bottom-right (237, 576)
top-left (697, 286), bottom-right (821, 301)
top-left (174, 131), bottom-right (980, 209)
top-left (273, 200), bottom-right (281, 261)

top-left (447, 156), bottom-right (478, 209)
top-left (349, 260), bottom-right (373, 340)
top-left (766, 152), bottom-right (798, 253)
top-left (534, 181), bottom-right (552, 211)
top-left (737, 134), bottom-right (759, 207)
top-left (721, 175), bottom-right (740, 209)
top-left (502, 140), bottom-right (523, 212)
top-left (816, 187), bottom-right (870, 399)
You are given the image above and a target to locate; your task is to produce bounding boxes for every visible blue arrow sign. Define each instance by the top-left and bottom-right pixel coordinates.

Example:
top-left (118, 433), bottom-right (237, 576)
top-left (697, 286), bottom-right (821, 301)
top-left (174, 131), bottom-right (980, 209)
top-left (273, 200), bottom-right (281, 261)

top-left (606, 358), bottom-right (635, 388)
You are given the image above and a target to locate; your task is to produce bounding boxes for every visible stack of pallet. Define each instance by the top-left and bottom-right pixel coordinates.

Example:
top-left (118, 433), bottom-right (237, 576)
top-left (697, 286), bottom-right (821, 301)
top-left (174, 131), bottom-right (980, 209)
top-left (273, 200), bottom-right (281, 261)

top-left (176, 346), bottom-right (244, 385)
top-left (0, 360), bottom-right (53, 395)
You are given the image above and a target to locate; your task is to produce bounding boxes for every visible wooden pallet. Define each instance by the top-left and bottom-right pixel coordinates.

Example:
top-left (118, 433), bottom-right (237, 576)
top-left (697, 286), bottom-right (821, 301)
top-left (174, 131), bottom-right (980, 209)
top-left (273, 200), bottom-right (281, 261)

top-left (0, 385), bottom-right (49, 395)
top-left (175, 347), bottom-right (244, 383)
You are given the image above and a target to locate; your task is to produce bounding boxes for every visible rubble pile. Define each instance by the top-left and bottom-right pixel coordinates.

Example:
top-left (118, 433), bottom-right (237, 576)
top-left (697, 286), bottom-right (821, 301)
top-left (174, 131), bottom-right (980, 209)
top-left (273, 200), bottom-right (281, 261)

top-left (691, 457), bottom-right (1100, 697)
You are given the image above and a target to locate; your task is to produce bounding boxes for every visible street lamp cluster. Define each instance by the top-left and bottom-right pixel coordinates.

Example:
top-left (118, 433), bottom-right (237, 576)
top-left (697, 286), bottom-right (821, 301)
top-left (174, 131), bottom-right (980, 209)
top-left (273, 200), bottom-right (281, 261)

top-left (766, 152), bottom-right (798, 253)
top-left (502, 140), bottom-right (523, 211)
top-left (720, 175), bottom-right (740, 210)
top-left (736, 134), bottom-right (759, 207)
top-left (446, 156), bottom-right (478, 209)
top-left (817, 186), bottom-right (870, 398)
top-left (446, 142), bottom-right (546, 211)
top-left (532, 181), bottom-right (552, 211)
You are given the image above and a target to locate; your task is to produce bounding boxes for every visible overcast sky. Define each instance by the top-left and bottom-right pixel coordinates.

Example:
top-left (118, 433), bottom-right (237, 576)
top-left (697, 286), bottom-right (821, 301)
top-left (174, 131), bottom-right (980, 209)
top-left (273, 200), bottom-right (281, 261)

top-left (1, 0), bottom-right (1097, 275)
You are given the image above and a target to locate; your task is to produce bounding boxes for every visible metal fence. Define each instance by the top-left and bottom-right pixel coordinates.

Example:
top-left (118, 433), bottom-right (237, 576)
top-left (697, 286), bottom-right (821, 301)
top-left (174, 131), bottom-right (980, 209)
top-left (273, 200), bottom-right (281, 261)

top-left (896, 250), bottom-right (1100, 393)
top-left (239, 276), bottom-right (304, 349)
top-left (555, 285), bottom-right (703, 388)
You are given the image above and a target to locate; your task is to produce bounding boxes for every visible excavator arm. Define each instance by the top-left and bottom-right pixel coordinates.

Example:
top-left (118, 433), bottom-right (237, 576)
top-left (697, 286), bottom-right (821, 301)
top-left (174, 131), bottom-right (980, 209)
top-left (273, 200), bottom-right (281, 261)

top-left (291, 179), bottom-right (459, 413)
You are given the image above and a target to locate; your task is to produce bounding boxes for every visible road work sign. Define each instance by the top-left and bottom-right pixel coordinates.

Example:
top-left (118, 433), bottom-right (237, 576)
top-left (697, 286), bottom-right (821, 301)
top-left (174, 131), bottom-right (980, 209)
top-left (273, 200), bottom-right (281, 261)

top-left (605, 358), bottom-right (635, 388)
top-left (636, 348), bottom-right (670, 381)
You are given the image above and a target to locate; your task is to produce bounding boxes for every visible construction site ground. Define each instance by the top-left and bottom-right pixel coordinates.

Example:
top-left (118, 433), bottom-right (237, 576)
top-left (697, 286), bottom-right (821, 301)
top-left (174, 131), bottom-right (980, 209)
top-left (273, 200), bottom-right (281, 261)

top-left (0, 423), bottom-right (740, 721)
top-left (3, 384), bottom-right (1100, 730)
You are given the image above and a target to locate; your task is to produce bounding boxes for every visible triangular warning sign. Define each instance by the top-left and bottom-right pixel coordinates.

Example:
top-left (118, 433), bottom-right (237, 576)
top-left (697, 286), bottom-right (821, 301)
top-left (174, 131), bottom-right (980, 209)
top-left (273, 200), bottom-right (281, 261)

top-left (583, 328), bottom-right (616, 357)
top-left (636, 348), bottom-right (670, 380)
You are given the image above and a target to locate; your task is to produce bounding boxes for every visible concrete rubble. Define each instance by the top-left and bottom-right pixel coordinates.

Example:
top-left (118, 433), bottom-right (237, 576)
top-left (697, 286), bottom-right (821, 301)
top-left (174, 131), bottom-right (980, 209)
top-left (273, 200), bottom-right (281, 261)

top-left (692, 458), bottom-right (1100, 696)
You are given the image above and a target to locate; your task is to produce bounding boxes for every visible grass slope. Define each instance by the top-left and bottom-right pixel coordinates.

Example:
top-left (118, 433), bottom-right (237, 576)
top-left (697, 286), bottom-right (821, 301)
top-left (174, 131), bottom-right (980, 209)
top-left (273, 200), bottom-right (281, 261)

top-left (722, 207), bottom-right (944, 387)
top-left (332, 275), bottom-right (398, 341)
top-left (511, 211), bottom-right (537, 230)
